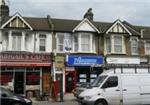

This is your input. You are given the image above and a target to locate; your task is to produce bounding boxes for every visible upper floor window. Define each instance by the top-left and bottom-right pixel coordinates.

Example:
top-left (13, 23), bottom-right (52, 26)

top-left (39, 34), bottom-right (46, 52)
top-left (131, 37), bottom-right (139, 55)
top-left (57, 33), bottom-right (72, 52)
top-left (74, 35), bottom-right (78, 52)
top-left (56, 32), bottom-right (95, 53)
top-left (74, 33), bottom-right (95, 53)
top-left (12, 32), bottom-right (22, 51)
top-left (81, 33), bottom-right (90, 52)
top-left (114, 36), bottom-right (123, 53)
top-left (105, 35), bottom-right (125, 54)
top-left (145, 41), bottom-right (150, 55)
top-left (106, 37), bottom-right (111, 54)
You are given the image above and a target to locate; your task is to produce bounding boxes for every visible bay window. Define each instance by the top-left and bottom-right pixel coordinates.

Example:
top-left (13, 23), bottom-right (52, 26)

top-left (81, 34), bottom-right (90, 51)
top-left (12, 32), bottom-right (22, 51)
top-left (131, 38), bottom-right (139, 55)
top-left (145, 41), bottom-right (150, 55)
top-left (106, 37), bottom-right (111, 54)
top-left (56, 32), bottom-right (95, 53)
top-left (74, 35), bottom-right (78, 52)
top-left (105, 35), bottom-right (125, 54)
top-left (114, 36), bottom-right (122, 53)
top-left (57, 33), bottom-right (72, 52)
top-left (74, 33), bottom-right (95, 53)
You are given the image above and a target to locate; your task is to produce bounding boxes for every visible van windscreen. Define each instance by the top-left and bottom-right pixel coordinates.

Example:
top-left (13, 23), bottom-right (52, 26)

top-left (90, 75), bottom-right (107, 87)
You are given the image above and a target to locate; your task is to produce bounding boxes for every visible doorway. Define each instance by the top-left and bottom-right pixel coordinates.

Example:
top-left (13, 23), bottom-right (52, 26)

top-left (56, 74), bottom-right (63, 94)
top-left (14, 72), bottom-right (24, 94)
top-left (65, 71), bottom-right (76, 93)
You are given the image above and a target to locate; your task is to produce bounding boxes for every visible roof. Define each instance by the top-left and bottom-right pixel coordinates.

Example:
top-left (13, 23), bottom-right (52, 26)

top-left (1, 15), bottom-right (150, 37)
top-left (51, 18), bottom-right (80, 32)
top-left (0, 16), bottom-right (51, 31)
top-left (133, 25), bottom-right (150, 39)
top-left (24, 17), bottom-right (51, 31)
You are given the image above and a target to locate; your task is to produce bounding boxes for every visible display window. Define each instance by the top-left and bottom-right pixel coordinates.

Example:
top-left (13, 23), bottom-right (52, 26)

top-left (0, 72), bottom-right (13, 86)
top-left (26, 72), bottom-right (40, 85)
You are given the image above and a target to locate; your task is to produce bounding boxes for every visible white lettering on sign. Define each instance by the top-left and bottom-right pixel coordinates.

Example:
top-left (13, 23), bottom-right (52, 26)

top-left (107, 57), bottom-right (140, 64)
top-left (74, 57), bottom-right (97, 65)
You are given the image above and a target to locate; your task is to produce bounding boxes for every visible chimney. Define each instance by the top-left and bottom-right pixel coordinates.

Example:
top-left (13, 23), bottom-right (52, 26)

top-left (0, 0), bottom-right (9, 22)
top-left (47, 15), bottom-right (54, 31)
top-left (83, 8), bottom-right (94, 21)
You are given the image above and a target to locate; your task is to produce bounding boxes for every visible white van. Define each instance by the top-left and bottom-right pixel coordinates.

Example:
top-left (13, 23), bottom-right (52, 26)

top-left (77, 67), bottom-right (150, 105)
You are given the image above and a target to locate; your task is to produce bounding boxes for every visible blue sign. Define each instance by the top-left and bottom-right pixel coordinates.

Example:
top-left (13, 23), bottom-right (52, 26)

top-left (67, 55), bottom-right (103, 66)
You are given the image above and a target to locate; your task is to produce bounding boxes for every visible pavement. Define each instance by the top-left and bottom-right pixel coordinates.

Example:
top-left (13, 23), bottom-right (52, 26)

top-left (32, 93), bottom-right (77, 105)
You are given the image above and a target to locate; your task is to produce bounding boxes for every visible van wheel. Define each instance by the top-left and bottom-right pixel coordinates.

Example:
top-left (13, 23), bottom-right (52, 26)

top-left (12, 102), bottom-right (22, 105)
top-left (95, 100), bottom-right (107, 105)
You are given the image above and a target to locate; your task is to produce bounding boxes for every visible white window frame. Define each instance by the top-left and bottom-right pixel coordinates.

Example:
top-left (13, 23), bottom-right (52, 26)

top-left (56, 33), bottom-right (72, 52)
top-left (12, 32), bottom-right (22, 51)
top-left (80, 33), bottom-right (91, 52)
top-left (105, 37), bottom-right (111, 54)
top-left (74, 33), bottom-right (95, 53)
top-left (130, 37), bottom-right (139, 55)
top-left (145, 41), bottom-right (150, 55)
top-left (39, 34), bottom-right (46, 52)
top-left (105, 35), bottom-right (125, 54)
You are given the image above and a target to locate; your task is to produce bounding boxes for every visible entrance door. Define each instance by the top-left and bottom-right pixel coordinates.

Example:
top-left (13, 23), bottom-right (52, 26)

top-left (14, 72), bottom-right (24, 94)
top-left (56, 74), bottom-right (63, 94)
top-left (65, 71), bottom-right (76, 93)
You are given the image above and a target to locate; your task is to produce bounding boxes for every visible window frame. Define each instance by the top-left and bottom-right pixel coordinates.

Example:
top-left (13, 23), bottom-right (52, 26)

top-left (56, 33), bottom-right (72, 52)
top-left (105, 37), bottom-right (111, 54)
top-left (74, 32), bottom-right (95, 53)
top-left (101, 76), bottom-right (118, 88)
top-left (39, 34), bottom-right (46, 52)
top-left (145, 41), bottom-right (150, 55)
top-left (130, 37), bottom-right (139, 55)
top-left (12, 32), bottom-right (22, 51)
top-left (80, 33), bottom-right (91, 52)
top-left (105, 34), bottom-right (125, 54)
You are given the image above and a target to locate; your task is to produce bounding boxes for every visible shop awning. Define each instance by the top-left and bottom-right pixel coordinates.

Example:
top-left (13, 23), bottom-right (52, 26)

top-left (0, 62), bottom-right (51, 67)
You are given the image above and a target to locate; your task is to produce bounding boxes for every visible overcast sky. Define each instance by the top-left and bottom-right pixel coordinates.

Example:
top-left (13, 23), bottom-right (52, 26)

top-left (8, 0), bottom-right (150, 26)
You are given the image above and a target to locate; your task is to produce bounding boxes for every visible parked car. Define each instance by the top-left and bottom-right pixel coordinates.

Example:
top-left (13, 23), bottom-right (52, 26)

top-left (0, 87), bottom-right (32, 105)
top-left (77, 68), bottom-right (150, 105)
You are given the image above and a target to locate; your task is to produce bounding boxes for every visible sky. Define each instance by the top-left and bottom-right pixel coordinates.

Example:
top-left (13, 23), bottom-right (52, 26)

top-left (7, 0), bottom-right (150, 26)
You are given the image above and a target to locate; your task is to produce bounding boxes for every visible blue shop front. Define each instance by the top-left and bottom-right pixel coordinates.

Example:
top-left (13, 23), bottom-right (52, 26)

top-left (65, 55), bottom-right (103, 92)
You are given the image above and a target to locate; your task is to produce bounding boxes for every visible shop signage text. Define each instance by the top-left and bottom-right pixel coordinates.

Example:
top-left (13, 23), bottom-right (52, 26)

top-left (107, 57), bottom-right (140, 64)
top-left (0, 52), bottom-right (51, 62)
top-left (67, 55), bottom-right (103, 66)
top-left (55, 56), bottom-right (65, 68)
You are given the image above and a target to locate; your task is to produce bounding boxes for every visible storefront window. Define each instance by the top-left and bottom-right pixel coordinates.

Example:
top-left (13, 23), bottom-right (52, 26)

top-left (0, 72), bottom-right (13, 87)
top-left (26, 72), bottom-right (40, 85)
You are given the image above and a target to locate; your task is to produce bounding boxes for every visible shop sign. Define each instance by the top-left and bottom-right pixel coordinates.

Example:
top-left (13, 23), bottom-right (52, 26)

top-left (107, 57), bottom-right (140, 64)
top-left (0, 52), bottom-right (51, 67)
top-left (55, 56), bottom-right (65, 68)
top-left (0, 52), bottom-right (51, 62)
top-left (67, 55), bottom-right (103, 66)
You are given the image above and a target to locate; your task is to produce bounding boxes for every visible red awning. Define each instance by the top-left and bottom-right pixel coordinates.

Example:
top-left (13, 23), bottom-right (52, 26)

top-left (0, 62), bottom-right (51, 67)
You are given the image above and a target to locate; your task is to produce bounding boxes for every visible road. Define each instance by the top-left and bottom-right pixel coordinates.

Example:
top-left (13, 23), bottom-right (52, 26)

top-left (33, 100), bottom-right (78, 105)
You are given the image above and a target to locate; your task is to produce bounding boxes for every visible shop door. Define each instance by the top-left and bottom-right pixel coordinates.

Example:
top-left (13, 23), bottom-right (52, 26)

top-left (14, 72), bottom-right (24, 94)
top-left (56, 74), bottom-right (63, 94)
top-left (65, 71), bottom-right (76, 93)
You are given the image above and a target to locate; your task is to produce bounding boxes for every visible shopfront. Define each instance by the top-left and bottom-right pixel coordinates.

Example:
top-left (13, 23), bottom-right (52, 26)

top-left (106, 56), bottom-right (144, 72)
top-left (0, 52), bottom-right (51, 96)
top-left (66, 55), bottom-right (103, 92)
